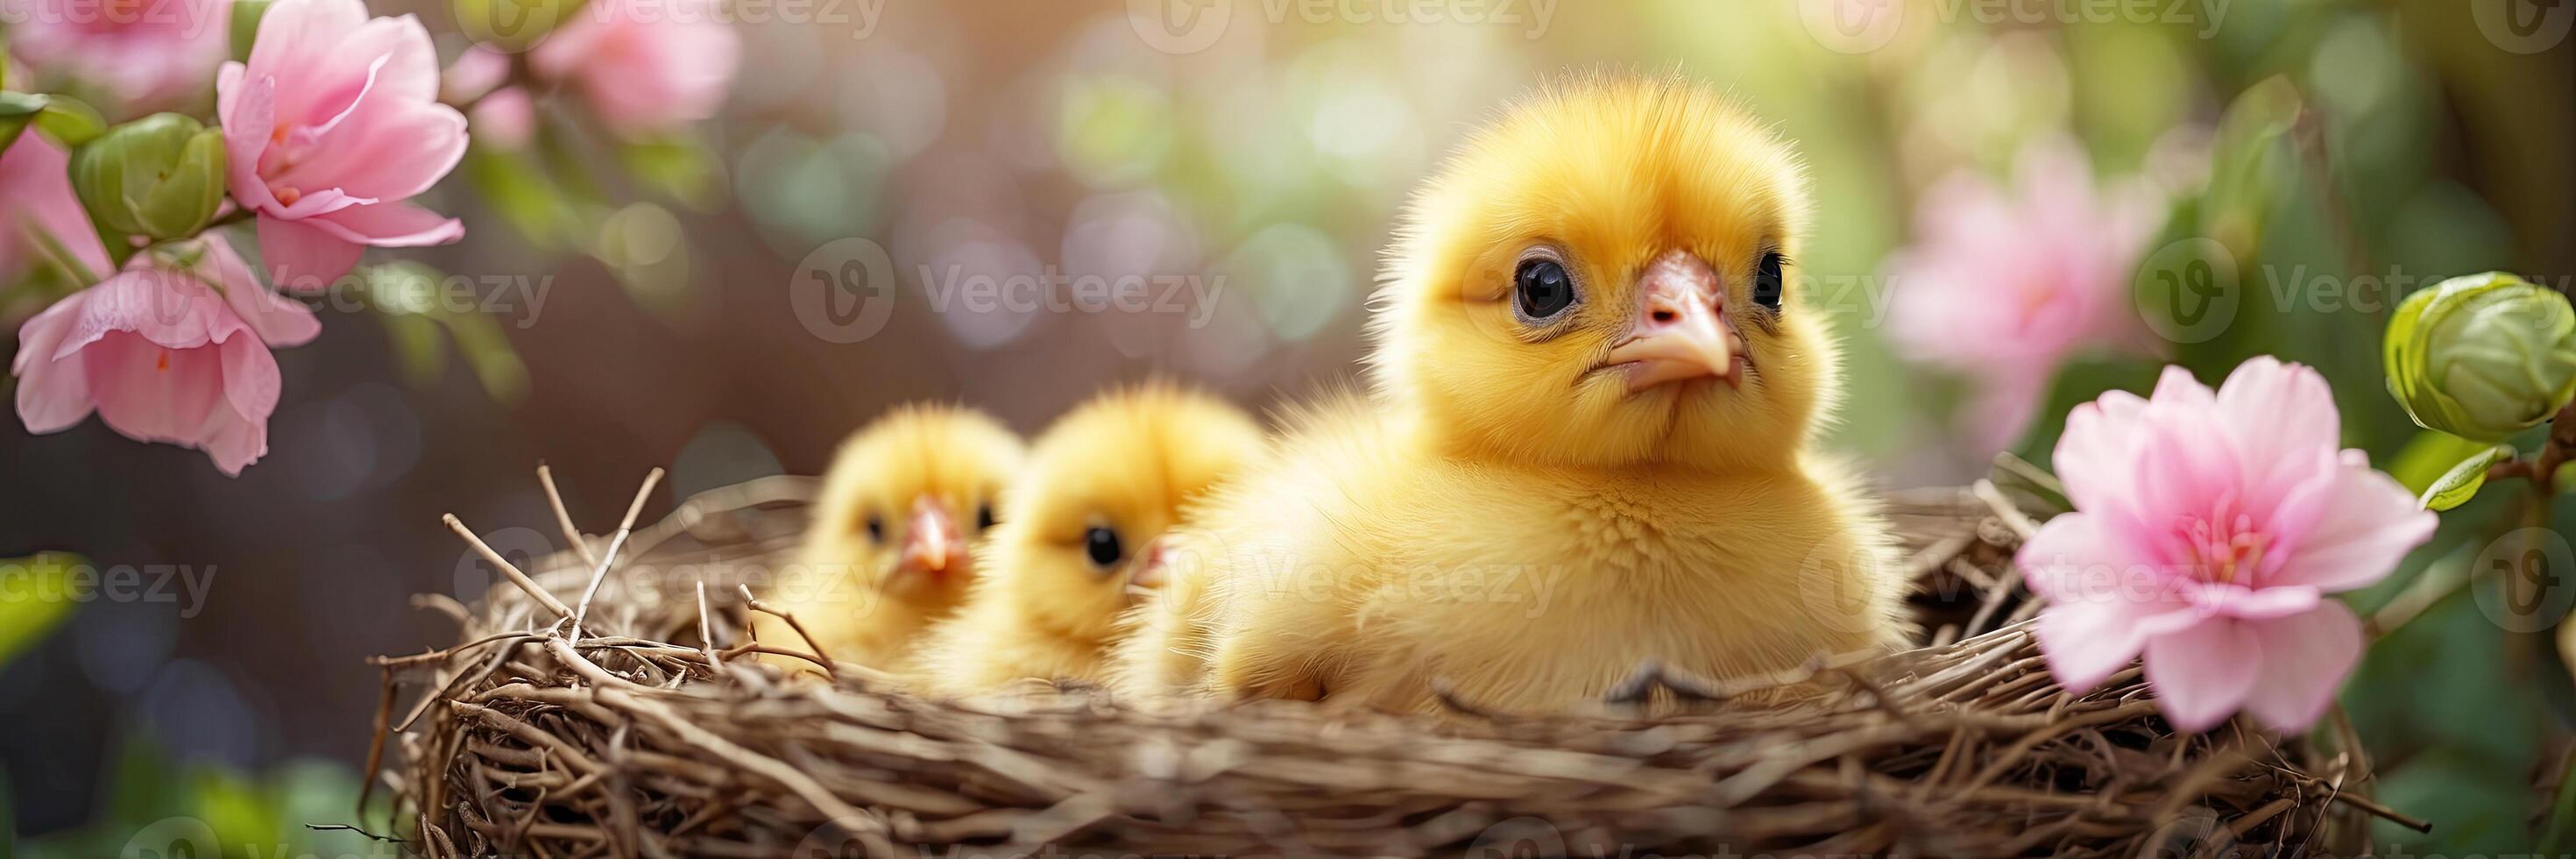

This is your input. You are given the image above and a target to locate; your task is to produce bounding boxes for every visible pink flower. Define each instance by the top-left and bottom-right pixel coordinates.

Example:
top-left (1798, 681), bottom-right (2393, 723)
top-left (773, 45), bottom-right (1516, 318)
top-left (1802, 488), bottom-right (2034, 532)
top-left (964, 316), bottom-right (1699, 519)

top-left (439, 45), bottom-right (512, 105)
top-left (215, 0), bottom-right (467, 290)
top-left (469, 87), bottom-right (538, 149)
top-left (4, 0), bottom-right (230, 110)
top-left (529, 0), bottom-right (740, 138)
top-left (0, 135), bottom-right (114, 283)
top-left (2016, 358), bottom-right (2435, 733)
top-left (1886, 138), bottom-right (2160, 447)
top-left (13, 238), bottom-right (320, 475)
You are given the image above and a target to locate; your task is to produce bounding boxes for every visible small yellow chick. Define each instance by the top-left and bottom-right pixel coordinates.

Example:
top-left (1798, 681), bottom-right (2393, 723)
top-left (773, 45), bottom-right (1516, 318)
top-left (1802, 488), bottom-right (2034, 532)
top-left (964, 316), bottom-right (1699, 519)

top-left (1126, 75), bottom-right (1908, 714)
top-left (755, 404), bottom-right (1025, 676)
top-left (916, 383), bottom-right (1265, 696)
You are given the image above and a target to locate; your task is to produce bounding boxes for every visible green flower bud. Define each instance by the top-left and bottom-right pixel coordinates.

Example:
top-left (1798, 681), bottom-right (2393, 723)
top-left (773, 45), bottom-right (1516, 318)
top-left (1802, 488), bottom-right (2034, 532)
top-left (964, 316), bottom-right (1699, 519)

top-left (2385, 272), bottom-right (2576, 442)
top-left (69, 113), bottom-right (229, 241)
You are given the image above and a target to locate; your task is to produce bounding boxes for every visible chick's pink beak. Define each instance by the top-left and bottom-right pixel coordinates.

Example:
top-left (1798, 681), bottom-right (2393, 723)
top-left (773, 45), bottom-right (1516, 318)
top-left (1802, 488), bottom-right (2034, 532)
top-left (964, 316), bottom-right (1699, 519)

top-left (899, 497), bottom-right (960, 576)
top-left (1603, 250), bottom-right (1743, 392)
top-left (1127, 538), bottom-right (1176, 590)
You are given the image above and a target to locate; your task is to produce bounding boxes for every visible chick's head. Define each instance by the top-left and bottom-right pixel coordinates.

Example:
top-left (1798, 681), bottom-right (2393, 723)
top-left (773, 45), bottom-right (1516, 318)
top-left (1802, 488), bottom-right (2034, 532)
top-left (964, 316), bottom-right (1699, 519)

top-left (810, 404), bottom-right (1025, 604)
top-left (981, 383), bottom-right (1266, 644)
top-left (1372, 75), bottom-right (1836, 472)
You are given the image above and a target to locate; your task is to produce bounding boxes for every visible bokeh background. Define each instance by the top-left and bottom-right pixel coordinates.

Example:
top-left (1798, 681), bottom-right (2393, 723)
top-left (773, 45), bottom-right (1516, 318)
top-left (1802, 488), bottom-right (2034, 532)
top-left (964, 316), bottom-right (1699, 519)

top-left (4, 0), bottom-right (2573, 854)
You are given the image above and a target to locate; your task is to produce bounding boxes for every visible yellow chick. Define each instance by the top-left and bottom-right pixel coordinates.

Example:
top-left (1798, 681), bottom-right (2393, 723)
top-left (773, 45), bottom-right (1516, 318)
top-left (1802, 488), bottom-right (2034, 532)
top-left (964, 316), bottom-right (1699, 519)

top-left (1121, 75), bottom-right (1907, 714)
top-left (755, 404), bottom-right (1025, 676)
top-left (916, 383), bottom-right (1265, 696)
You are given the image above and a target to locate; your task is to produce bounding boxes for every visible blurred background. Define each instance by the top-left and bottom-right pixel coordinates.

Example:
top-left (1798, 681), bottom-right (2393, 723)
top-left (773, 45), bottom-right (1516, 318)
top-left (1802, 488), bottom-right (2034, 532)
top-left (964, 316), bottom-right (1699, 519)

top-left (3, 0), bottom-right (2572, 854)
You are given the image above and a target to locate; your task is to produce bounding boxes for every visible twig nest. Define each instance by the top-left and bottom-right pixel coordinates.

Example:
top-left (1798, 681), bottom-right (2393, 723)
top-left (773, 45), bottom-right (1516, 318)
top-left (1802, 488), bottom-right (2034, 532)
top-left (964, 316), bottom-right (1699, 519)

top-left (374, 479), bottom-right (2379, 857)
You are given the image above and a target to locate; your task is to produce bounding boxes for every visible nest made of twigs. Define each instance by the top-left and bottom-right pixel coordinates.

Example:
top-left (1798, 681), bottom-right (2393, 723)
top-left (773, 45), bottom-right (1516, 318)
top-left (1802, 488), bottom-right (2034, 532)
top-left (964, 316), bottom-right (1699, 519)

top-left (368, 470), bottom-right (2416, 857)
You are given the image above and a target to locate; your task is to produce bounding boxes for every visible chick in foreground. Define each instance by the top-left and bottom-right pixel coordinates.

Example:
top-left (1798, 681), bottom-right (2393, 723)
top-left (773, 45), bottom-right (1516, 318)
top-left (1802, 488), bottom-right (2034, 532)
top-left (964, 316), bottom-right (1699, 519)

top-left (754, 404), bottom-right (1025, 676)
top-left (1119, 76), bottom-right (1907, 714)
top-left (916, 384), bottom-right (1265, 695)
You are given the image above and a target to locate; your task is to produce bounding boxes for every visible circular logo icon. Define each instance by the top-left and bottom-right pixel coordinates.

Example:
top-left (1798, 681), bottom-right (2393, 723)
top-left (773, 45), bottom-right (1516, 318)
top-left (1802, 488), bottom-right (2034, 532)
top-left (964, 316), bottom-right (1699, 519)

top-left (1797, 539), bottom-right (1900, 636)
top-left (2474, 0), bottom-right (2575, 54)
top-left (1465, 816), bottom-right (1568, 859)
top-left (1127, 0), bottom-right (1232, 54)
top-left (2134, 809), bottom-right (2240, 859)
top-left (454, 525), bottom-right (556, 604)
top-left (2134, 237), bottom-right (2242, 345)
top-left (452, 0), bottom-right (576, 51)
top-left (120, 816), bottom-right (221, 859)
top-left (1800, 0), bottom-right (1906, 54)
top-left (790, 238), bottom-right (898, 344)
top-left (2473, 527), bottom-right (2576, 634)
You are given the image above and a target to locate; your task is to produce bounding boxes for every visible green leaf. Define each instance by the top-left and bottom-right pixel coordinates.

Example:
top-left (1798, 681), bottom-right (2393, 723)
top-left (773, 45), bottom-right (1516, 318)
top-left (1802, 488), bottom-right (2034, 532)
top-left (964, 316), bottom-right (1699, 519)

top-left (32, 96), bottom-right (105, 147)
top-left (2420, 445), bottom-right (2516, 511)
top-left (0, 91), bottom-right (44, 117)
top-left (0, 92), bottom-right (43, 154)
top-left (0, 93), bottom-right (110, 147)
top-left (0, 553), bottom-right (81, 669)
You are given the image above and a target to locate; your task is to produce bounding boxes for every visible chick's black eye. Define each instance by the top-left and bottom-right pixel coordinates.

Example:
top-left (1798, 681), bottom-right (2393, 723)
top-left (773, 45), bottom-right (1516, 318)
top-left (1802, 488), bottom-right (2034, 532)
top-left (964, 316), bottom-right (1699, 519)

top-left (864, 515), bottom-right (884, 543)
top-left (976, 504), bottom-right (996, 531)
top-left (1752, 252), bottom-right (1785, 311)
top-left (1083, 526), bottom-right (1122, 569)
top-left (1514, 258), bottom-right (1575, 320)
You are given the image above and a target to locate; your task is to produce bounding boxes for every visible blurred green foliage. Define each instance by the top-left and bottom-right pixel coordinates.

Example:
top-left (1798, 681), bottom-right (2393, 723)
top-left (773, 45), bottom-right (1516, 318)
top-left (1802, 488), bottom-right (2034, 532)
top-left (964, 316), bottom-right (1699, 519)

top-left (8, 735), bottom-right (389, 859)
top-left (0, 554), bottom-right (80, 669)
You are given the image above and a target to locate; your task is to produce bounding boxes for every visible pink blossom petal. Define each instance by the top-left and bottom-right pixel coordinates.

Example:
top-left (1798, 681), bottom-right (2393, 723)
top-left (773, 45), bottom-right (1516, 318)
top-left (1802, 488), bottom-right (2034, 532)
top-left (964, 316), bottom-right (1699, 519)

top-left (2240, 601), bottom-right (2363, 732)
top-left (2020, 513), bottom-right (2110, 605)
top-left (2266, 464), bottom-right (2437, 593)
top-left (244, 0), bottom-right (372, 82)
top-left (2036, 598), bottom-right (2199, 694)
top-left (279, 101), bottom-right (467, 202)
top-left (2186, 581), bottom-right (2319, 621)
top-left (2053, 389), bottom-right (2149, 515)
top-left (84, 331), bottom-right (228, 444)
top-left (2218, 358), bottom-right (2346, 516)
top-left (57, 268), bottom-right (220, 355)
top-left (2142, 619), bottom-right (2260, 733)
top-left (13, 295), bottom-right (97, 433)
top-left (268, 188), bottom-right (375, 221)
top-left (2217, 357), bottom-right (2340, 474)
top-left (206, 241), bottom-right (322, 347)
top-left (216, 330), bottom-right (282, 424)
top-left (258, 215), bottom-right (366, 290)
top-left (221, 68), bottom-right (282, 210)
top-left (2036, 601), bottom-right (2148, 694)
top-left (197, 404), bottom-right (268, 476)
top-left (307, 202), bottom-right (464, 247)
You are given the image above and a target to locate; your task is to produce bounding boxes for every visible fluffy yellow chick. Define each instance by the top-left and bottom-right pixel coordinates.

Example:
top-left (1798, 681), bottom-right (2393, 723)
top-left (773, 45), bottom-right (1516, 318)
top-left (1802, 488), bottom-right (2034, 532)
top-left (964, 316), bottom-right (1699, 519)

top-left (1121, 75), bottom-right (1907, 714)
top-left (916, 383), bottom-right (1265, 696)
top-left (754, 404), bottom-right (1025, 676)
